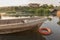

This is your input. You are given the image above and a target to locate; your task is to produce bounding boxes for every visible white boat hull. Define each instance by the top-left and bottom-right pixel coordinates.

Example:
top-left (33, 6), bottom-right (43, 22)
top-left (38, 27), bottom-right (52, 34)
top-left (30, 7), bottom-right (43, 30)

top-left (0, 18), bottom-right (47, 34)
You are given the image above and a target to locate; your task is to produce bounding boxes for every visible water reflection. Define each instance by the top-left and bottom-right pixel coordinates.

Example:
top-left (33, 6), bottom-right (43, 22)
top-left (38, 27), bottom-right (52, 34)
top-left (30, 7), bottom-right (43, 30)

top-left (57, 17), bottom-right (60, 25)
top-left (0, 30), bottom-right (46, 40)
top-left (41, 16), bottom-right (60, 40)
top-left (47, 18), bottom-right (52, 21)
top-left (57, 21), bottom-right (60, 25)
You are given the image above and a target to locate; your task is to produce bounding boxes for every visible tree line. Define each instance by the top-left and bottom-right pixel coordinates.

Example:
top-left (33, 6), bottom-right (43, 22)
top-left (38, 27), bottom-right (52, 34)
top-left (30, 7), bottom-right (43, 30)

top-left (0, 4), bottom-right (56, 16)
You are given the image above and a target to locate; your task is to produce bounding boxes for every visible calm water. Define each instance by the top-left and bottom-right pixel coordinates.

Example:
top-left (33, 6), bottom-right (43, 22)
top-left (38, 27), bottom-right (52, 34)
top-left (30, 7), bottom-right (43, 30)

top-left (0, 17), bottom-right (60, 40)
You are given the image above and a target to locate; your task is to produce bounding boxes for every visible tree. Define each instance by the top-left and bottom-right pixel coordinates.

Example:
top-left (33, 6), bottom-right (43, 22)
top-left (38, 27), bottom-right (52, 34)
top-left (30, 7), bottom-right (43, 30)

top-left (49, 5), bottom-right (54, 9)
top-left (41, 4), bottom-right (48, 8)
top-left (0, 14), bottom-right (1, 19)
top-left (37, 8), bottom-right (45, 16)
top-left (44, 9), bottom-right (50, 16)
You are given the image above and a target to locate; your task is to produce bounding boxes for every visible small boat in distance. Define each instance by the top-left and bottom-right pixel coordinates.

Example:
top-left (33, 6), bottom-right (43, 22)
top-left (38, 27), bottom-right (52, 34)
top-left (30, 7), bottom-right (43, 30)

top-left (0, 17), bottom-right (47, 34)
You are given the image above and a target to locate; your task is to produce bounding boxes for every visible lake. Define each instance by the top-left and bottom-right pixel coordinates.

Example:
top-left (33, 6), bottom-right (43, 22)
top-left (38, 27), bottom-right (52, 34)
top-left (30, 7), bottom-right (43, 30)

top-left (0, 16), bottom-right (60, 40)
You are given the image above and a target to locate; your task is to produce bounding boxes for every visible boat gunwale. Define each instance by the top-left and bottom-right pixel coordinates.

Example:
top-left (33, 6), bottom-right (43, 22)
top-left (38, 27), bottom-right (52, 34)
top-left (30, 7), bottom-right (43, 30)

top-left (0, 18), bottom-right (47, 29)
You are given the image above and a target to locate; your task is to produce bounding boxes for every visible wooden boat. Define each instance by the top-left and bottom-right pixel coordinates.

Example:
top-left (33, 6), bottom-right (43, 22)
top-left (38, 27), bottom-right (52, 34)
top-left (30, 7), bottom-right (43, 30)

top-left (0, 17), bottom-right (47, 34)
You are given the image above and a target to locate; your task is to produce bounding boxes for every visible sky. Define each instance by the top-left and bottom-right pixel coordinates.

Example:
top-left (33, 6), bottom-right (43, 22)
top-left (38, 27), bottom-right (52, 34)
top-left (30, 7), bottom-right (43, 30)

top-left (0, 0), bottom-right (60, 7)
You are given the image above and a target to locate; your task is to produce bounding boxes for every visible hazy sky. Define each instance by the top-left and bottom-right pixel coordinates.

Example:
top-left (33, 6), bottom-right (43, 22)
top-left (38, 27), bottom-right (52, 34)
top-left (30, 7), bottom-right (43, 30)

top-left (0, 0), bottom-right (60, 7)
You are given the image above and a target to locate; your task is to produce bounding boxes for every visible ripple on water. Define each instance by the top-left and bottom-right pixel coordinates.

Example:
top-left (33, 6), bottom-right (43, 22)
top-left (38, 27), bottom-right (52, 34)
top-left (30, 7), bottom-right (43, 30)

top-left (41, 17), bottom-right (60, 40)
